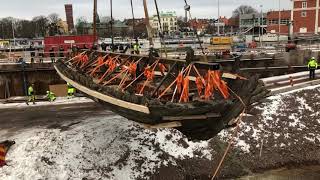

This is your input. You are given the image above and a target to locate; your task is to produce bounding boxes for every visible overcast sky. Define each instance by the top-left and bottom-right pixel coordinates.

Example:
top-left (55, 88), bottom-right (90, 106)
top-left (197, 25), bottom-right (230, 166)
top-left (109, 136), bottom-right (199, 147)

top-left (0, 0), bottom-right (292, 21)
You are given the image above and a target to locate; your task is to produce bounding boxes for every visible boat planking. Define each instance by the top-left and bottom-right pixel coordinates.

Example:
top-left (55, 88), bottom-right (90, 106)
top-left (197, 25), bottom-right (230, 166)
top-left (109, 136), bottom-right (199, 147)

top-left (55, 50), bottom-right (269, 140)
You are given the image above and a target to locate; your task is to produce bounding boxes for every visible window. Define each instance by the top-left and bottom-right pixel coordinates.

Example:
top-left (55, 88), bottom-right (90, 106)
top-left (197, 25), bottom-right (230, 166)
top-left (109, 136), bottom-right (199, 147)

top-left (268, 19), bottom-right (278, 25)
top-left (302, 1), bottom-right (307, 9)
top-left (280, 19), bottom-right (290, 25)
top-left (301, 11), bottom-right (307, 17)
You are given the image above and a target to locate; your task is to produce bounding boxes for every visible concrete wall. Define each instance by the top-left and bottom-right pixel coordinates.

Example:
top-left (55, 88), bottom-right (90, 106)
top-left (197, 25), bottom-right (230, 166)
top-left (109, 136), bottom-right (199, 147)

top-left (284, 49), bottom-right (320, 66)
top-left (0, 64), bottom-right (65, 99)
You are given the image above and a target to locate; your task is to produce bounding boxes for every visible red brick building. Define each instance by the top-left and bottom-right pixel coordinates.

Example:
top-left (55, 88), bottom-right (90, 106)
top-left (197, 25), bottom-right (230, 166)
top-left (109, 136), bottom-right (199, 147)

top-left (267, 10), bottom-right (291, 35)
top-left (292, 0), bottom-right (320, 35)
top-left (188, 19), bottom-right (210, 33)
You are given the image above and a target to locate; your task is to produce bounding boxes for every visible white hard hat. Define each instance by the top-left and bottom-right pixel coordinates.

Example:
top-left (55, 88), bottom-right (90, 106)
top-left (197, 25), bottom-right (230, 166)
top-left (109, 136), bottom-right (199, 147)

top-left (312, 57), bottom-right (315, 59)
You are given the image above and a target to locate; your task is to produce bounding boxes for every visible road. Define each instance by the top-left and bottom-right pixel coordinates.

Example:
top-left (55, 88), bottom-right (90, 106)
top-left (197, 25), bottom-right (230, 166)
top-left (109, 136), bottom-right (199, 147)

top-left (0, 102), bottom-right (110, 138)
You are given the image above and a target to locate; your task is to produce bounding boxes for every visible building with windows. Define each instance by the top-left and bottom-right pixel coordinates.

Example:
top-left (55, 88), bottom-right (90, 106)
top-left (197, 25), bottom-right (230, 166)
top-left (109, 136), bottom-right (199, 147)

top-left (239, 13), bottom-right (267, 35)
top-left (267, 10), bottom-right (291, 35)
top-left (150, 11), bottom-right (178, 36)
top-left (291, 0), bottom-right (320, 35)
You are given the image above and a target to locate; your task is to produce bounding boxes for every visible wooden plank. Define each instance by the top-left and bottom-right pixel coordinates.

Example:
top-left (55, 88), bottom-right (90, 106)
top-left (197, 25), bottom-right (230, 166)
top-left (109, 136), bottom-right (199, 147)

top-left (162, 113), bottom-right (221, 121)
top-left (55, 65), bottom-right (151, 114)
top-left (222, 73), bottom-right (237, 79)
top-left (141, 121), bottom-right (182, 129)
top-left (49, 84), bottom-right (68, 97)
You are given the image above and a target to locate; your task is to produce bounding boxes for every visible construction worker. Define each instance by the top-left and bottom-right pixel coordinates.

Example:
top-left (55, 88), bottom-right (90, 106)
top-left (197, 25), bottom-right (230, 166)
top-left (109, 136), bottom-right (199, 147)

top-left (49, 47), bottom-right (55, 63)
top-left (46, 91), bottom-right (56, 102)
top-left (133, 39), bottom-right (140, 55)
top-left (59, 46), bottom-right (65, 59)
top-left (67, 83), bottom-right (75, 98)
top-left (27, 84), bottom-right (36, 105)
top-left (308, 57), bottom-right (318, 79)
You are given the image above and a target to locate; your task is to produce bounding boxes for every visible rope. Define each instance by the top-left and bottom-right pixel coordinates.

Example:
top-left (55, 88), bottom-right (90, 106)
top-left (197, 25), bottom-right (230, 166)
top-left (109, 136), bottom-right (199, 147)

top-left (110, 0), bottom-right (115, 52)
top-left (130, 0), bottom-right (136, 40)
top-left (153, 0), bottom-right (168, 58)
top-left (211, 86), bottom-right (247, 180)
top-left (183, 0), bottom-right (207, 57)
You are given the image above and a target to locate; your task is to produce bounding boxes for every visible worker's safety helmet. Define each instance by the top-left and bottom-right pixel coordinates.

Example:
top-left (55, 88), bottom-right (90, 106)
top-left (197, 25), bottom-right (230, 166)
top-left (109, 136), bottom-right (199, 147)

top-left (46, 91), bottom-right (49, 94)
top-left (312, 57), bottom-right (315, 60)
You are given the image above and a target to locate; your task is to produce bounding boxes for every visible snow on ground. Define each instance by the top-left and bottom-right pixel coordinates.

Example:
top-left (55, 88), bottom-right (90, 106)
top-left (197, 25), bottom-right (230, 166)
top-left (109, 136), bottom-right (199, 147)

top-left (0, 97), bottom-right (93, 109)
top-left (0, 114), bottom-right (211, 180)
top-left (219, 83), bottom-right (320, 154)
top-left (1, 83), bottom-right (320, 179)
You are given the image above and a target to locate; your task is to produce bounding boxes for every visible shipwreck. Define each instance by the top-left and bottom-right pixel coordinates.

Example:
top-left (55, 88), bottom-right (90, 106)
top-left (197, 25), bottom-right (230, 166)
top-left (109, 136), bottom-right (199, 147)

top-left (55, 50), bottom-right (268, 140)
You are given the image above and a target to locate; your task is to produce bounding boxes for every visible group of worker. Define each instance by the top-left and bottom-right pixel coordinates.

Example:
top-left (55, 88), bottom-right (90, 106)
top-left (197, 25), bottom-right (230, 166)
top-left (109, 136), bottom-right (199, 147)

top-left (308, 57), bottom-right (318, 79)
top-left (26, 83), bottom-right (76, 105)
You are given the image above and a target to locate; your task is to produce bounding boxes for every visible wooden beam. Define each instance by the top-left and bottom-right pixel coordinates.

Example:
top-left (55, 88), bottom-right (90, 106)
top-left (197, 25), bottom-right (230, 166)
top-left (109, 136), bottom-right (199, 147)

top-left (162, 113), bottom-right (221, 121)
top-left (151, 62), bottom-right (177, 97)
top-left (55, 65), bottom-right (151, 114)
top-left (141, 122), bottom-right (182, 129)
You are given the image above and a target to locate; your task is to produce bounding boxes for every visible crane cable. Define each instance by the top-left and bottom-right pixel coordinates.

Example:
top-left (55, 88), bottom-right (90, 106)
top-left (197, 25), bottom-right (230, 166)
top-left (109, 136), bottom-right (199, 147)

top-left (130, 0), bottom-right (135, 40)
top-left (110, 0), bottom-right (114, 52)
top-left (183, 0), bottom-right (207, 57)
top-left (154, 0), bottom-right (168, 58)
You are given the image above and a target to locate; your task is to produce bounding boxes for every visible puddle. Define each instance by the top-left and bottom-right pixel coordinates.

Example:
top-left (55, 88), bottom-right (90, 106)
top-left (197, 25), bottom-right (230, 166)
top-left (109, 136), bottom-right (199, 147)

top-left (238, 166), bottom-right (320, 180)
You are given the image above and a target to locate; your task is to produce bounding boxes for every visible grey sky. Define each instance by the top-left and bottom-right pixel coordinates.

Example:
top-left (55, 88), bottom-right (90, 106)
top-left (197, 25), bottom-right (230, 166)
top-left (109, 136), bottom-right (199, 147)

top-left (0, 0), bottom-right (291, 21)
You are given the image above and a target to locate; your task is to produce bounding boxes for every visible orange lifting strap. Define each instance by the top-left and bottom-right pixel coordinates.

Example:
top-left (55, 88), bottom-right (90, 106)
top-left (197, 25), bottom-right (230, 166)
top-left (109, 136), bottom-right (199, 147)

top-left (176, 72), bottom-right (183, 94)
top-left (107, 60), bottom-right (117, 73)
top-left (158, 63), bottom-right (167, 76)
top-left (129, 63), bottom-right (137, 77)
top-left (196, 76), bottom-right (204, 96)
top-left (143, 67), bottom-right (154, 81)
top-left (81, 54), bottom-right (89, 64)
top-left (205, 71), bottom-right (214, 100)
top-left (209, 70), bottom-right (230, 99)
top-left (0, 145), bottom-right (6, 167)
top-left (179, 76), bottom-right (190, 103)
top-left (97, 56), bottom-right (105, 66)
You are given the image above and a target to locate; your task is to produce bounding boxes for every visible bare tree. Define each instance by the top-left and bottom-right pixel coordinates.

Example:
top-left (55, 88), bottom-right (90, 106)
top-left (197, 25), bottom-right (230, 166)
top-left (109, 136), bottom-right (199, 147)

top-left (76, 17), bottom-right (89, 35)
top-left (232, 5), bottom-right (258, 17)
top-left (32, 16), bottom-right (49, 37)
top-left (48, 13), bottom-right (60, 24)
top-left (47, 13), bottom-right (61, 36)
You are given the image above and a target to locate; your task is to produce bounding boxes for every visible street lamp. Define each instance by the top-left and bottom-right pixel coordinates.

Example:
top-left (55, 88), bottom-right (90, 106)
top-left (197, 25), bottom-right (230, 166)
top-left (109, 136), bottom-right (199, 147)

top-left (259, 5), bottom-right (263, 47)
top-left (217, 0), bottom-right (220, 35)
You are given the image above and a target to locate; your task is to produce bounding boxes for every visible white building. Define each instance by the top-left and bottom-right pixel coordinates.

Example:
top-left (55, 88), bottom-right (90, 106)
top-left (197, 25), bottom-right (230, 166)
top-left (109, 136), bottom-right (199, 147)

top-left (150, 11), bottom-right (178, 36)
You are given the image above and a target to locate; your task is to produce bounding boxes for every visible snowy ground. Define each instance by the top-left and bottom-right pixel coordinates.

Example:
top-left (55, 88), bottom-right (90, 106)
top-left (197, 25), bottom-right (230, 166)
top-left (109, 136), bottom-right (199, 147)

top-left (1, 84), bottom-right (320, 179)
top-left (0, 102), bottom-right (212, 180)
top-left (0, 97), bottom-right (93, 110)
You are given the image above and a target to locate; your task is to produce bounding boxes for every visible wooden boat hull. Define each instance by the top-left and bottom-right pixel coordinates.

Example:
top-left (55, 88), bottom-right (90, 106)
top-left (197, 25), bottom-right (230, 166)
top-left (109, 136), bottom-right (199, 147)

top-left (55, 52), bottom-right (269, 140)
